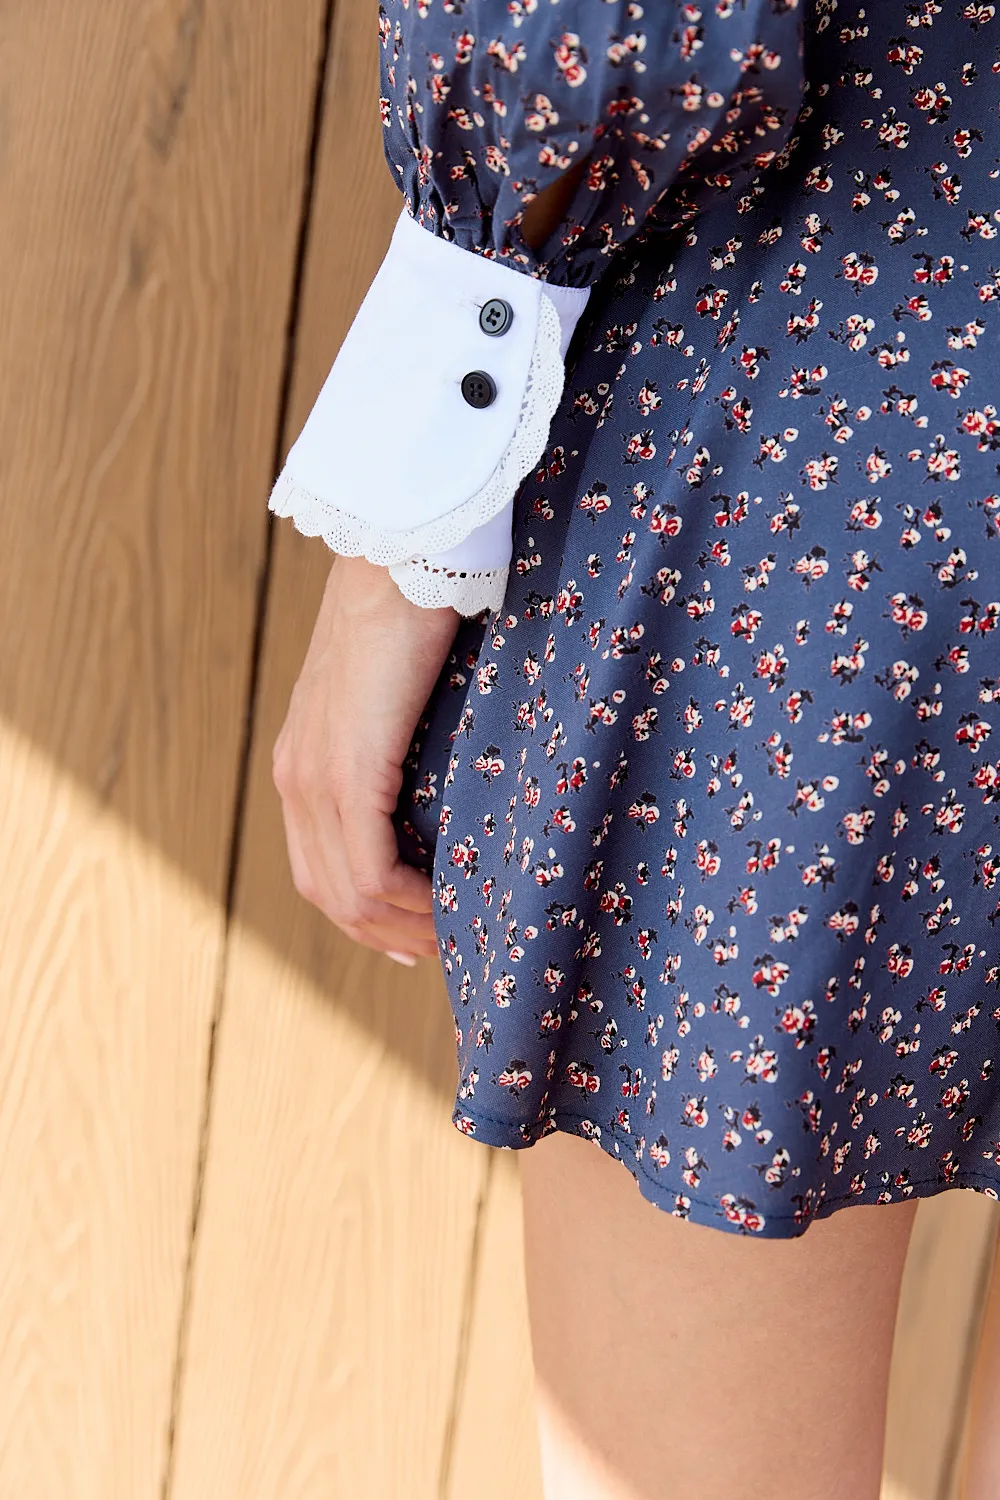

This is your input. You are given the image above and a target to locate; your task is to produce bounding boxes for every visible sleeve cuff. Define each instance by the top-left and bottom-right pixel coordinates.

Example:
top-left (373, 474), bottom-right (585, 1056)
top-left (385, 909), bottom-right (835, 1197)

top-left (267, 208), bottom-right (589, 616)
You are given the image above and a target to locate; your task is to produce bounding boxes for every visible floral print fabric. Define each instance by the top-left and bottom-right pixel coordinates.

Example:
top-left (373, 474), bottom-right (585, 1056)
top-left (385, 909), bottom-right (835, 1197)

top-left (381, 0), bottom-right (805, 286)
top-left (391, 0), bottom-right (1000, 1238)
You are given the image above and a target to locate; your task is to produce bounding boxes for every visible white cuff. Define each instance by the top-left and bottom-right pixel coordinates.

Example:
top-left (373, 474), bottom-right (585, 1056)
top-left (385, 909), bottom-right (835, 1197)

top-left (267, 209), bottom-right (590, 616)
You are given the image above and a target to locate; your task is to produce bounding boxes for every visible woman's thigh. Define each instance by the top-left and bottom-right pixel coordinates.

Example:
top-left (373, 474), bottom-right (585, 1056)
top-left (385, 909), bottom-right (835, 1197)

top-left (519, 1128), bottom-right (919, 1500)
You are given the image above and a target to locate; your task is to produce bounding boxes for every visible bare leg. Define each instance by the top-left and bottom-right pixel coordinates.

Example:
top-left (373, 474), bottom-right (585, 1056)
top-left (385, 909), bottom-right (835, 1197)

top-left (519, 1128), bottom-right (919, 1500)
top-left (958, 1223), bottom-right (1000, 1500)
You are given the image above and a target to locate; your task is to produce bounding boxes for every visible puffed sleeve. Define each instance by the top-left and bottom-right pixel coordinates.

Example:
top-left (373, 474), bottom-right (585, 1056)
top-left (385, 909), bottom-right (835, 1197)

top-left (268, 2), bottom-right (804, 616)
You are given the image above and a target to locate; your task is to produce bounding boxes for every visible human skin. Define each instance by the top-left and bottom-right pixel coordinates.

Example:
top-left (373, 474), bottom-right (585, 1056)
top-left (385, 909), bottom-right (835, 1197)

top-left (271, 154), bottom-right (1000, 1498)
top-left (272, 167), bottom-right (584, 962)
top-left (272, 554), bottom-right (459, 963)
top-left (520, 1126), bottom-right (921, 1500)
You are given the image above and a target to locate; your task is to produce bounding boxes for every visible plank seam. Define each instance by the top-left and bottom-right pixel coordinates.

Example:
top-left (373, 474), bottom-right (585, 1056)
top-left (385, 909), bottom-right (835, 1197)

top-left (221, 0), bottom-right (342, 936)
top-left (158, 2), bottom-right (340, 1494)
top-left (438, 1150), bottom-right (497, 1500)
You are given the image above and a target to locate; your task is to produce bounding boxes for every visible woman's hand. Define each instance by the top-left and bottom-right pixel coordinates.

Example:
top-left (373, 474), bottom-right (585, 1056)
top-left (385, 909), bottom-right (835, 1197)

top-left (272, 555), bottom-right (461, 964)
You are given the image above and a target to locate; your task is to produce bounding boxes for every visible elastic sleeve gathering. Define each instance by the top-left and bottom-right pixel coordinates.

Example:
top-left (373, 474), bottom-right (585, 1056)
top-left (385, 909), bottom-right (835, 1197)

top-left (267, 2), bottom-right (805, 618)
top-left (382, 0), bottom-right (805, 282)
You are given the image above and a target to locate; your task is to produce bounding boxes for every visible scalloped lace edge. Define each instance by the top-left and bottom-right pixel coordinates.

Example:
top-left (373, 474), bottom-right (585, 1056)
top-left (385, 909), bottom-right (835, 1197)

top-left (387, 558), bottom-right (509, 616)
top-left (267, 292), bottom-right (564, 592)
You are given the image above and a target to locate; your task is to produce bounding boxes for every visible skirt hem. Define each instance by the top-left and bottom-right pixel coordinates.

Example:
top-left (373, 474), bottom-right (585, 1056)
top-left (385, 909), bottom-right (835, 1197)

top-left (451, 1103), bottom-right (1000, 1240)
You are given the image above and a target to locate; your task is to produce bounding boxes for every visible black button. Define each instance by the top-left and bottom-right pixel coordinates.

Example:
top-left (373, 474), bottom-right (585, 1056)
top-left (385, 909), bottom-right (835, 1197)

top-left (479, 298), bottom-right (514, 337)
top-left (461, 371), bottom-right (497, 409)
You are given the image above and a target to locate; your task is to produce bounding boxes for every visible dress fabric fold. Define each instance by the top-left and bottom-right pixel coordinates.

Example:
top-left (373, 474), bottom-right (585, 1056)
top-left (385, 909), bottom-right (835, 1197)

top-left (392, 1), bottom-right (1000, 1238)
top-left (270, 1), bottom-right (806, 614)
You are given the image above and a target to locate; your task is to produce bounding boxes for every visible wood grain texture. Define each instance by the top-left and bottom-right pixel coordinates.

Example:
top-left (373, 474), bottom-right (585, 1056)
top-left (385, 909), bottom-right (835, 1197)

top-left (4, 2), bottom-right (998, 1495)
top-left (0, 0), bottom-right (321, 886)
top-left (174, 2), bottom-right (1000, 1494)
top-left (0, 1), bottom-right (327, 1494)
top-left (950, 1228), bottom-right (1000, 1500)
top-left (884, 1191), bottom-right (1000, 1500)
top-left (445, 1152), bottom-right (545, 1500)
top-left (169, 2), bottom-right (496, 1494)
top-left (168, 700), bottom-right (491, 1496)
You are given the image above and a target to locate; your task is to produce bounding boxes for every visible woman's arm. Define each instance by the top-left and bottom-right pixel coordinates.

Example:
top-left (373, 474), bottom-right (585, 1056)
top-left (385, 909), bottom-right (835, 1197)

top-left (268, 4), bottom-right (805, 616)
top-left (270, 162), bottom-right (598, 966)
top-left (271, 2), bottom-right (805, 962)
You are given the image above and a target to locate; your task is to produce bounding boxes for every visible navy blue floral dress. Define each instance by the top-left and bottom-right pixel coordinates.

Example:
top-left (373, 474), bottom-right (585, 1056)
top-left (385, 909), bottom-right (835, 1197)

top-left (388, 0), bottom-right (1000, 1237)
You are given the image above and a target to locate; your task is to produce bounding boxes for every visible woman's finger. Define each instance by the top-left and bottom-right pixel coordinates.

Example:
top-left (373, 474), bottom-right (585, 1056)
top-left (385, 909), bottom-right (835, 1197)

top-left (277, 787), bottom-right (328, 914)
top-left (281, 781), bottom-right (438, 953)
top-left (337, 790), bottom-right (437, 917)
top-left (311, 774), bottom-right (437, 937)
top-left (343, 923), bottom-right (439, 962)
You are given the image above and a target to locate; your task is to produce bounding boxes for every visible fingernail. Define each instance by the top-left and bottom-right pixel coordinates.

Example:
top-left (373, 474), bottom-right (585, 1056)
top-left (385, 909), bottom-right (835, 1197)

top-left (386, 950), bottom-right (418, 967)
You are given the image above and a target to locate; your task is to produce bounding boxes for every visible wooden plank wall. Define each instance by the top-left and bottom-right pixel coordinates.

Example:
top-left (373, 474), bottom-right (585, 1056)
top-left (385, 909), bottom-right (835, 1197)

top-left (0, 0), bottom-right (332, 1493)
top-left (0, 3), bottom-right (996, 1498)
top-left (167, 6), bottom-right (543, 1494)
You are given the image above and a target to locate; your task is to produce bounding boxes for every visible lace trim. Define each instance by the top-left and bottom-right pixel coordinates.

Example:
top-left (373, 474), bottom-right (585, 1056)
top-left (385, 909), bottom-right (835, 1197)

top-left (388, 558), bottom-right (509, 616)
top-left (267, 291), bottom-right (564, 567)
